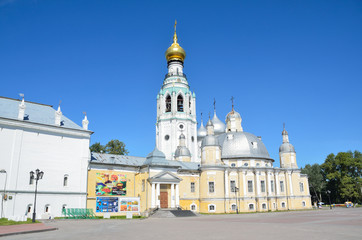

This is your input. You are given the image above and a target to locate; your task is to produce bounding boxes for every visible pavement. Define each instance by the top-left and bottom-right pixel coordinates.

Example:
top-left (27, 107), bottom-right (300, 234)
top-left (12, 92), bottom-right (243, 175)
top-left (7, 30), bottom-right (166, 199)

top-left (1, 207), bottom-right (362, 240)
top-left (0, 223), bottom-right (57, 237)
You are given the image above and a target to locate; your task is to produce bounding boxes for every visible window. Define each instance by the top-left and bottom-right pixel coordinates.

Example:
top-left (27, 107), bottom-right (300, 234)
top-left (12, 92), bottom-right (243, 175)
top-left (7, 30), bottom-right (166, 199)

top-left (230, 180), bottom-right (236, 192)
top-left (191, 136), bottom-right (194, 142)
top-left (190, 204), bottom-right (196, 211)
top-left (231, 163), bottom-right (236, 167)
top-left (29, 175), bottom-right (34, 185)
top-left (208, 204), bottom-right (215, 212)
top-left (231, 204), bottom-right (237, 211)
top-left (299, 182), bottom-right (304, 192)
top-left (261, 180), bottom-right (265, 193)
top-left (249, 204), bottom-right (254, 210)
top-left (142, 180), bottom-right (145, 192)
top-left (209, 182), bottom-right (215, 193)
top-left (191, 182), bottom-right (195, 193)
top-left (27, 204), bottom-right (32, 213)
top-left (177, 95), bottom-right (183, 112)
top-left (273, 202), bottom-right (276, 209)
top-left (280, 181), bottom-right (285, 192)
top-left (62, 204), bottom-right (67, 214)
top-left (271, 180), bottom-right (274, 192)
top-left (45, 204), bottom-right (50, 213)
top-left (248, 180), bottom-right (253, 193)
top-left (262, 203), bottom-right (267, 209)
top-left (302, 201), bottom-right (306, 207)
top-left (179, 124), bottom-right (184, 130)
top-left (63, 175), bottom-right (68, 187)
top-left (281, 202), bottom-right (286, 208)
top-left (165, 95), bottom-right (171, 112)
top-left (165, 135), bottom-right (170, 141)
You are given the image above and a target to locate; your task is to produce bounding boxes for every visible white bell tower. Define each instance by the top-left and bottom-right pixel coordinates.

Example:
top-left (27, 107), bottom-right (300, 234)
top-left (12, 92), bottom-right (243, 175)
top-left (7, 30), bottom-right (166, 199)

top-left (156, 22), bottom-right (198, 162)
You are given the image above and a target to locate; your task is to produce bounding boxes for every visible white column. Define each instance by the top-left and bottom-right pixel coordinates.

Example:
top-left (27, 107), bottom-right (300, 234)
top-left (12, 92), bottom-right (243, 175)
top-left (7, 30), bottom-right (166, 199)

top-left (171, 184), bottom-right (175, 208)
top-left (255, 171), bottom-right (260, 196)
top-left (225, 170), bottom-right (229, 198)
top-left (267, 171), bottom-right (272, 194)
top-left (288, 172), bottom-right (293, 196)
top-left (156, 183), bottom-right (160, 207)
top-left (275, 172), bottom-right (280, 196)
top-left (175, 184), bottom-right (180, 207)
top-left (242, 170), bottom-right (247, 197)
top-left (151, 183), bottom-right (156, 208)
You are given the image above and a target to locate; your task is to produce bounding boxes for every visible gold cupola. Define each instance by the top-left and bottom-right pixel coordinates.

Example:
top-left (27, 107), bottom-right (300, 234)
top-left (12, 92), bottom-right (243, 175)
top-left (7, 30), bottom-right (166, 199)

top-left (165, 21), bottom-right (186, 62)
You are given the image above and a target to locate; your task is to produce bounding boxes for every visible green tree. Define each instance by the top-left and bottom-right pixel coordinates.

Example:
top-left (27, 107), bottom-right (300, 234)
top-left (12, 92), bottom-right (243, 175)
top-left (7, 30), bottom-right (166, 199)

top-left (301, 164), bottom-right (325, 202)
top-left (321, 151), bottom-right (362, 203)
top-left (89, 142), bottom-right (106, 153)
top-left (105, 139), bottom-right (129, 155)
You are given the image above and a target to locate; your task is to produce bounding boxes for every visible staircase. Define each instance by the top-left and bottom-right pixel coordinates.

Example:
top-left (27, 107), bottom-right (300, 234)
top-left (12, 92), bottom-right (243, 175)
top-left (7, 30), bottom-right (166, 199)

top-left (151, 208), bottom-right (197, 218)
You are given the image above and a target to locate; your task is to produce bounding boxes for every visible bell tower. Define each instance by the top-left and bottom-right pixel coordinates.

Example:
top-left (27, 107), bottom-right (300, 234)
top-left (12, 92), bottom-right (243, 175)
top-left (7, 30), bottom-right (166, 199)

top-left (156, 21), bottom-right (198, 162)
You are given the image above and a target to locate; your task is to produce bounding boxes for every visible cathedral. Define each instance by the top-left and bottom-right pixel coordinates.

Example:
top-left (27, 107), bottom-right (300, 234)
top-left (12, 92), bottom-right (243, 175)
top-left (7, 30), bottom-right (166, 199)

top-left (87, 25), bottom-right (312, 215)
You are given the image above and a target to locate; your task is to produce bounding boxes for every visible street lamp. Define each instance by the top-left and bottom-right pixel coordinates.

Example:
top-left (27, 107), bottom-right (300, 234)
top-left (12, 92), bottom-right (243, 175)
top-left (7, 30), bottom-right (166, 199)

top-left (326, 190), bottom-right (332, 210)
top-left (30, 169), bottom-right (44, 222)
top-left (234, 187), bottom-right (239, 214)
top-left (0, 169), bottom-right (7, 218)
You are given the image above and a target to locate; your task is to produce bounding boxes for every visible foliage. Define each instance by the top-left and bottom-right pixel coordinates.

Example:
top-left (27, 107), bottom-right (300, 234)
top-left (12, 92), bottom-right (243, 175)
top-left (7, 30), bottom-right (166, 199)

top-left (90, 140), bottom-right (129, 155)
top-left (89, 142), bottom-right (106, 153)
top-left (301, 164), bottom-right (325, 201)
top-left (320, 150), bottom-right (362, 203)
top-left (0, 218), bottom-right (40, 226)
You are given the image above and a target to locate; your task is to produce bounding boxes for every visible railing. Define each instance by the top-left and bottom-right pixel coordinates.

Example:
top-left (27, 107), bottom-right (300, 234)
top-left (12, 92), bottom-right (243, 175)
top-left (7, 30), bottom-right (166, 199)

top-left (164, 73), bottom-right (187, 79)
top-left (62, 208), bottom-right (97, 219)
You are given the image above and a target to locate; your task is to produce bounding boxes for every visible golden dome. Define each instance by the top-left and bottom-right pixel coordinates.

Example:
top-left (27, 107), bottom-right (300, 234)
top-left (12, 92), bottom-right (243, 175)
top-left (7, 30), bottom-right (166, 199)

top-left (165, 22), bottom-right (186, 62)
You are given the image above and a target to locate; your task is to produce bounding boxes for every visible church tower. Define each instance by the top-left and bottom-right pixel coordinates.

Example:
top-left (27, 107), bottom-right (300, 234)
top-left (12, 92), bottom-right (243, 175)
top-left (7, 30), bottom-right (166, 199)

top-left (279, 124), bottom-right (298, 168)
top-left (156, 22), bottom-right (198, 162)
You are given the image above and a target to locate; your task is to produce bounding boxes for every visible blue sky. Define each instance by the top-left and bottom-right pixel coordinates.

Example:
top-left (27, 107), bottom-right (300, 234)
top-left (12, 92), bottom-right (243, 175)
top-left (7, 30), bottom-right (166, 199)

top-left (1, 0), bottom-right (361, 167)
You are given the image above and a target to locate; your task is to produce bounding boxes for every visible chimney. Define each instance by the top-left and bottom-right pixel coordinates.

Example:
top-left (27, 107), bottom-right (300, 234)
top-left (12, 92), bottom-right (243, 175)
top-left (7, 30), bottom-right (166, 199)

top-left (55, 105), bottom-right (62, 126)
top-left (82, 112), bottom-right (89, 130)
top-left (18, 94), bottom-right (26, 120)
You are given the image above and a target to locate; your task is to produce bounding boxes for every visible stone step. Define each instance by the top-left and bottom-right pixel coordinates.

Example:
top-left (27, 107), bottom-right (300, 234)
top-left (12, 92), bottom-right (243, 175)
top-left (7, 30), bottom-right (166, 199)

top-left (151, 209), bottom-right (197, 218)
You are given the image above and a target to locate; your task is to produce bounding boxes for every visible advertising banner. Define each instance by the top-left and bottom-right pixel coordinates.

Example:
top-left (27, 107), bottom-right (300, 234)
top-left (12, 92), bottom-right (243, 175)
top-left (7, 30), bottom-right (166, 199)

top-left (96, 173), bottom-right (127, 196)
top-left (96, 197), bottom-right (119, 212)
top-left (120, 197), bottom-right (140, 213)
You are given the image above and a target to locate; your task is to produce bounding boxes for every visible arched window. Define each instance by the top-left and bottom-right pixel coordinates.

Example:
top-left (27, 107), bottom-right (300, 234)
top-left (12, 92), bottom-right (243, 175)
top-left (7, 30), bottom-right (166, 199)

top-left (177, 95), bottom-right (183, 112)
top-left (302, 201), bottom-right (306, 207)
top-left (45, 204), bottom-right (50, 213)
top-left (165, 95), bottom-right (171, 112)
top-left (281, 202), bottom-right (286, 208)
top-left (63, 175), bottom-right (68, 187)
top-left (190, 204), bottom-right (197, 211)
top-left (262, 203), bottom-right (267, 209)
top-left (208, 204), bottom-right (216, 212)
top-left (249, 204), bottom-right (254, 210)
top-left (231, 204), bottom-right (237, 211)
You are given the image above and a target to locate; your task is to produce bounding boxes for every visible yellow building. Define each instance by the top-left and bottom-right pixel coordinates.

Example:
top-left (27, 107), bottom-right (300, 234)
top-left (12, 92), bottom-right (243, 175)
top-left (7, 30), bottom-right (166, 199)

top-left (86, 25), bottom-right (312, 216)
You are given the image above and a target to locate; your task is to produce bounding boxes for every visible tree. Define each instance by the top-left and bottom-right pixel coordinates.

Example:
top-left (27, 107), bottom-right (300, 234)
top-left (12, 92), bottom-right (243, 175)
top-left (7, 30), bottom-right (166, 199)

top-left (90, 142), bottom-right (106, 153)
top-left (105, 139), bottom-right (129, 155)
top-left (301, 164), bottom-right (325, 202)
top-left (321, 151), bottom-right (362, 203)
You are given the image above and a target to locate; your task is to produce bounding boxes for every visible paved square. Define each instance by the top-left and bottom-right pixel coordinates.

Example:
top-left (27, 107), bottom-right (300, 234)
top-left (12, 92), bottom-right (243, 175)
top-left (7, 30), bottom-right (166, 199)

top-left (5, 208), bottom-right (362, 240)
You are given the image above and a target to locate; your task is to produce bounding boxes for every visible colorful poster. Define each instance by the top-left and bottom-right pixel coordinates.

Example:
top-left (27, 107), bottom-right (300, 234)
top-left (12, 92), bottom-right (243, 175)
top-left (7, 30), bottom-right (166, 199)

top-left (96, 197), bottom-right (119, 212)
top-left (120, 197), bottom-right (140, 213)
top-left (96, 173), bottom-right (127, 196)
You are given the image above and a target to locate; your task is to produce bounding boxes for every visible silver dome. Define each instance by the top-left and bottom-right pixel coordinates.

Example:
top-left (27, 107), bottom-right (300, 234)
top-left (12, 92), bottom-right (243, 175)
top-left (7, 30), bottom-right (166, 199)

top-left (144, 146), bottom-right (168, 165)
top-left (175, 146), bottom-right (191, 157)
top-left (218, 132), bottom-right (271, 159)
top-left (201, 135), bottom-right (220, 148)
top-left (197, 122), bottom-right (207, 139)
top-left (279, 143), bottom-right (295, 153)
top-left (212, 112), bottom-right (226, 135)
top-left (226, 110), bottom-right (241, 122)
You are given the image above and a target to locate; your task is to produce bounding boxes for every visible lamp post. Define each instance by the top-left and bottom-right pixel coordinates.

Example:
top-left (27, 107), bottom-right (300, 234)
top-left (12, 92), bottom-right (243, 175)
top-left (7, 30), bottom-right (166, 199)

top-left (0, 169), bottom-right (7, 218)
top-left (30, 169), bottom-right (44, 222)
top-left (326, 190), bottom-right (332, 210)
top-left (234, 187), bottom-right (239, 214)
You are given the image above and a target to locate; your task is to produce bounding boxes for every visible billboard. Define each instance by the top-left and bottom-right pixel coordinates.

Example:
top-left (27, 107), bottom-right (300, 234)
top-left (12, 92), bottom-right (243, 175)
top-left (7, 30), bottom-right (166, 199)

top-left (96, 197), bottom-right (119, 212)
top-left (120, 197), bottom-right (140, 213)
top-left (96, 173), bottom-right (127, 196)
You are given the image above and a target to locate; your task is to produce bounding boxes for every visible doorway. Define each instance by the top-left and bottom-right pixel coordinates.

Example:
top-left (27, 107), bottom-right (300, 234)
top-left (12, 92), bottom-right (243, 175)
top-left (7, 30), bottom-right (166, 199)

top-left (160, 192), bottom-right (168, 208)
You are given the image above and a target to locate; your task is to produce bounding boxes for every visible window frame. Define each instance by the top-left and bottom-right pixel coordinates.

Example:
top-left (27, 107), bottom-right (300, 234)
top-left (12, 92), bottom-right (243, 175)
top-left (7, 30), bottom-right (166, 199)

top-left (248, 180), bottom-right (253, 193)
top-left (280, 181), bottom-right (285, 192)
top-left (261, 180), bottom-right (266, 193)
top-left (208, 182), bottom-right (215, 193)
top-left (190, 182), bottom-right (195, 193)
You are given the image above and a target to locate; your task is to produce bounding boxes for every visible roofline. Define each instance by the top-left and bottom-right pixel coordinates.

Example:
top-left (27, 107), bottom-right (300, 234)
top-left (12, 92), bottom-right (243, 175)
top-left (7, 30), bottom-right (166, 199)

top-left (221, 156), bottom-right (275, 162)
top-left (0, 96), bottom-right (53, 107)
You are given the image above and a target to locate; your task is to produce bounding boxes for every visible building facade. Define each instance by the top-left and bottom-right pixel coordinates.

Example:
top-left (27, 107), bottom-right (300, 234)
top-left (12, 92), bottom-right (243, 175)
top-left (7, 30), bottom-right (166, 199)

top-left (87, 28), bottom-right (312, 216)
top-left (0, 96), bottom-right (92, 219)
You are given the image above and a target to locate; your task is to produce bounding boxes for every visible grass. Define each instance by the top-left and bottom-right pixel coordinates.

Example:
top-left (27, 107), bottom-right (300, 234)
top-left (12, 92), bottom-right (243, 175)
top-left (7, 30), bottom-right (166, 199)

top-left (0, 218), bottom-right (40, 226)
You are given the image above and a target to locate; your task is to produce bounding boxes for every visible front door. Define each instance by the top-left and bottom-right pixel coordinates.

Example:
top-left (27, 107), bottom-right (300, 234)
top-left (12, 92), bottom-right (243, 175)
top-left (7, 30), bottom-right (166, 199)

top-left (160, 192), bottom-right (168, 208)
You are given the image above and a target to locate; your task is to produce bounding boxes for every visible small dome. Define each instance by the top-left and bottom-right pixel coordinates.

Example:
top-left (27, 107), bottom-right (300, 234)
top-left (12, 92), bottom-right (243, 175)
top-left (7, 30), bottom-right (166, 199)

top-left (165, 32), bottom-right (186, 62)
top-left (175, 146), bottom-right (191, 157)
top-left (206, 118), bottom-right (213, 127)
top-left (144, 146), bottom-right (168, 165)
top-left (226, 109), bottom-right (241, 122)
top-left (201, 135), bottom-right (220, 148)
top-left (179, 133), bottom-right (186, 139)
top-left (212, 112), bottom-right (226, 135)
top-left (197, 123), bottom-right (207, 139)
top-left (279, 143), bottom-right (295, 153)
top-left (282, 129), bottom-right (288, 135)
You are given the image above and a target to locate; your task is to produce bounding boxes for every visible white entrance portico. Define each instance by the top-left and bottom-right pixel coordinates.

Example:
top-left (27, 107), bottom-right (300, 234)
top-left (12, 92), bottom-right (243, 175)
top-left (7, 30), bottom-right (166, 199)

top-left (148, 171), bottom-right (182, 209)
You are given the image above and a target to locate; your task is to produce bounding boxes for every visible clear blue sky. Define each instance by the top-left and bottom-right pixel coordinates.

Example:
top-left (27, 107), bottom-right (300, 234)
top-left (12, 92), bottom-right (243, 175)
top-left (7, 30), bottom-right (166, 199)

top-left (1, 0), bottom-right (361, 167)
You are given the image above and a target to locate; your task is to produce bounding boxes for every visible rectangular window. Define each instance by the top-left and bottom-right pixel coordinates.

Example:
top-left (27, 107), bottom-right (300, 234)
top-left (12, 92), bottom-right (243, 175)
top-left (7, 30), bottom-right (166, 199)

top-left (209, 182), bottom-right (214, 193)
top-left (280, 181), bottom-right (285, 192)
top-left (191, 182), bottom-right (195, 193)
top-left (142, 180), bottom-right (145, 192)
top-left (261, 180), bottom-right (265, 192)
top-left (271, 180), bottom-right (274, 192)
top-left (230, 180), bottom-right (236, 192)
top-left (300, 182), bottom-right (304, 192)
top-left (248, 180), bottom-right (253, 193)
